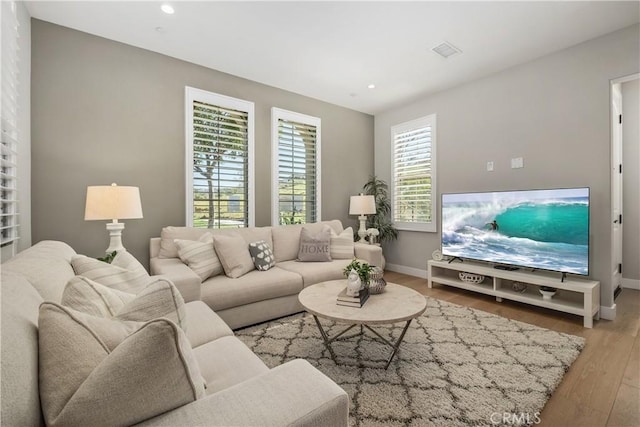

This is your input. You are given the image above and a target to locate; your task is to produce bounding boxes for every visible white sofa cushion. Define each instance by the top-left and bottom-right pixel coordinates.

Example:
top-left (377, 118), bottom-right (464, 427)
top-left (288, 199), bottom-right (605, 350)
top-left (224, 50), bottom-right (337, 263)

top-left (159, 226), bottom-right (210, 259)
top-left (71, 252), bottom-right (150, 294)
top-left (38, 303), bottom-right (204, 427)
top-left (1, 240), bottom-right (77, 302)
top-left (175, 234), bottom-right (223, 281)
top-left (201, 267), bottom-right (303, 311)
top-left (278, 259), bottom-right (352, 286)
top-left (183, 301), bottom-right (234, 348)
top-left (272, 225), bottom-right (303, 263)
top-left (193, 336), bottom-right (269, 394)
top-left (213, 233), bottom-right (255, 278)
top-left (330, 226), bottom-right (355, 259)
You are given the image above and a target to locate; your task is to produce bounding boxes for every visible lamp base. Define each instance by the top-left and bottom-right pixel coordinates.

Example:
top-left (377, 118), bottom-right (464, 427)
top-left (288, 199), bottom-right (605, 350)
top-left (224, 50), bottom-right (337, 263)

top-left (105, 221), bottom-right (127, 254)
top-left (357, 215), bottom-right (368, 243)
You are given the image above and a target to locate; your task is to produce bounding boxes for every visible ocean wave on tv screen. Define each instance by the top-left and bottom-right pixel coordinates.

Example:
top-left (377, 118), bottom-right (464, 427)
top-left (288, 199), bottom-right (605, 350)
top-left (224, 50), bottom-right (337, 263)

top-left (442, 196), bottom-right (589, 275)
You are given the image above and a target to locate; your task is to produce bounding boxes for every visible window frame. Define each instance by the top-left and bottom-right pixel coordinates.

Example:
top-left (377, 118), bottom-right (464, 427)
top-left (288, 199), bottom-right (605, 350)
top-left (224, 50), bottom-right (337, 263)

top-left (185, 86), bottom-right (255, 228)
top-left (270, 107), bottom-right (321, 226)
top-left (390, 114), bottom-right (437, 233)
top-left (1, 0), bottom-right (20, 250)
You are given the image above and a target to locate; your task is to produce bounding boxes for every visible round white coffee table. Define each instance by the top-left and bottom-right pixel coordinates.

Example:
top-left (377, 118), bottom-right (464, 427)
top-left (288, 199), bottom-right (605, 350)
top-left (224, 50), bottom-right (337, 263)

top-left (298, 279), bottom-right (427, 369)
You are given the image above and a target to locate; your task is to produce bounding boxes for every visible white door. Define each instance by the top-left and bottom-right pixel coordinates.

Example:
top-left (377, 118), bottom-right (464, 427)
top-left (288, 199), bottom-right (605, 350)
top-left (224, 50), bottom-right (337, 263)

top-left (611, 83), bottom-right (623, 298)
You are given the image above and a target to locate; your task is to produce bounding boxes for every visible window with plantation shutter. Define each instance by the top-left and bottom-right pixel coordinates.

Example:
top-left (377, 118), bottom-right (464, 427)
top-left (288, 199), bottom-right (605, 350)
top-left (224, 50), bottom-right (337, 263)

top-left (391, 114), bottom-right (437, 232)
top-left (1, 1), bottom-right (20, 247)
top-left (185, 87), bottom-right (254, 228)
top-left (271, 108), bottom-right (321, 226)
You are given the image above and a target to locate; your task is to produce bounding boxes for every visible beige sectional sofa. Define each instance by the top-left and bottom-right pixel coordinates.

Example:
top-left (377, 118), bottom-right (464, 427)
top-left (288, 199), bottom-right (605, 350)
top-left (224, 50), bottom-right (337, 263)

top-left (150, 220), bottom-right (384, 329)
top-left (1, 241), bottom-right (349, 426)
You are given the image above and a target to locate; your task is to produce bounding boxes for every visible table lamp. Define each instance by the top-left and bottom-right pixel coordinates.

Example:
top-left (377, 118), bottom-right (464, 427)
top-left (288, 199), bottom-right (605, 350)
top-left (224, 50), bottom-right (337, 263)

top-left (84, 183), bottom-right (143, 253)
top-left (349, 194), bottom-right (376, 242)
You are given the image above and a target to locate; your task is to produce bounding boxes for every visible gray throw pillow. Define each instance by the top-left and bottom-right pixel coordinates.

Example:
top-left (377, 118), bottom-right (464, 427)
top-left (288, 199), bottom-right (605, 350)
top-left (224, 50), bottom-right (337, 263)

top-left (298, 226), bottom-right (332, 262)
top-left (248, 240), bottom-right (276, 271)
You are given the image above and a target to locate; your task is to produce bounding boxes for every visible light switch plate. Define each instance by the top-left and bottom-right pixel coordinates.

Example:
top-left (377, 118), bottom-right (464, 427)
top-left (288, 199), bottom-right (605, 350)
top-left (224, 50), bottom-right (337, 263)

top-left (487, 161), bottom-right (494, 171)
top-left (511, 157), bottom-right (524, 169)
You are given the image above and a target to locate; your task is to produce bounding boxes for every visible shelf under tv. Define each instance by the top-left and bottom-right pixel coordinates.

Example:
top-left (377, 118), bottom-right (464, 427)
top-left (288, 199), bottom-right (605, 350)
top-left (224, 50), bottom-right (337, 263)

top-left (427, 259), bottom-right (600, 328)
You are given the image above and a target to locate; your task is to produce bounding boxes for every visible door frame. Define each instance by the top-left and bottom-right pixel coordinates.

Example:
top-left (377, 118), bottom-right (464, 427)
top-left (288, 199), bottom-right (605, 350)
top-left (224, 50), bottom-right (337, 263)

top-left (608, 73), bottom-right (640, 320)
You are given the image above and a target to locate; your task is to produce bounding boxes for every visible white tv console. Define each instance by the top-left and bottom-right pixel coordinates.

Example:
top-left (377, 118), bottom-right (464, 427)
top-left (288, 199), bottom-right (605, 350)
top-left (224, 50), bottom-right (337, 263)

top-left (427, 259), bottom-right (600, 328)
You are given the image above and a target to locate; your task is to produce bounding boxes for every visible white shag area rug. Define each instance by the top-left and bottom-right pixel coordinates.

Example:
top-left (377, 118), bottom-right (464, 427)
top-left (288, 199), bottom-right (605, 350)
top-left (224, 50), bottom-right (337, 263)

top-left (236, 297), bottom-right (585, 427)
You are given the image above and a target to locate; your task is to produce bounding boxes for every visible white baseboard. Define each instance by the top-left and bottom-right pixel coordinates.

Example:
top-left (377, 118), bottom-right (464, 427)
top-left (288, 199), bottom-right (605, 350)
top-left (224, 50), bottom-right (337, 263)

top-left (385, 263), bottom-right (427, 279)
top-left (599, 304), bottom-right (617, 321)
top-left (622, 278), bottom-right (640, 290)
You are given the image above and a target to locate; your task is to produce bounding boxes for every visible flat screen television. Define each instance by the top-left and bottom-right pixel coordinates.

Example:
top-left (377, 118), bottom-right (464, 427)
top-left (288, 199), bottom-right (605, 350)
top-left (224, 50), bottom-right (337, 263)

top-left (441, 188), bottom-right (590, 276)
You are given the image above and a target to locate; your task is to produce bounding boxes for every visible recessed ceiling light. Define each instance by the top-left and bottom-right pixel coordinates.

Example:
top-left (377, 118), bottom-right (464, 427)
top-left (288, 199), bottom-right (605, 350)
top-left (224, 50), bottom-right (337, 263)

top-left (367, 84), bottom-right (376, 89)
top-left (161, 4), bottom-right (174, 14)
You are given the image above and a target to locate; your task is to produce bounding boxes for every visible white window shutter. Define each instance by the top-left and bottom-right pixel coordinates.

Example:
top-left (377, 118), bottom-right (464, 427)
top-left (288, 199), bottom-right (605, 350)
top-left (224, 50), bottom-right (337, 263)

top-left (271, 108), bottom-right (321, 226)
top-left (185, 87), bottom-right (254, 228)
top-left (391, 114), bottom-right (437, 232)
top-left (1, 1), bottom-right (20, 246)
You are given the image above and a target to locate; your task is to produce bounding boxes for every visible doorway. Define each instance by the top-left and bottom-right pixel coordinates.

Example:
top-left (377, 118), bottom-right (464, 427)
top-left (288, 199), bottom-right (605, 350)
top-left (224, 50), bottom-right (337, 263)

top-left (610, 73), bottom-right (640, 319)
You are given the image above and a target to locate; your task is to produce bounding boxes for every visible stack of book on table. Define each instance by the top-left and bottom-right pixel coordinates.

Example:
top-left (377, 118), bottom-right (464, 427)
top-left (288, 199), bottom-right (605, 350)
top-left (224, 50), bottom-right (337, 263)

top-left (336, 287), bottom-right (369, 308)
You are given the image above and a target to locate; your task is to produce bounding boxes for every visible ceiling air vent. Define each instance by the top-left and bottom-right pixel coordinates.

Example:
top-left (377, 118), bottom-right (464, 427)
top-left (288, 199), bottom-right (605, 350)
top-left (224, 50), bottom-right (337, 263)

top-left (431, 42), bottom-right (461, 58)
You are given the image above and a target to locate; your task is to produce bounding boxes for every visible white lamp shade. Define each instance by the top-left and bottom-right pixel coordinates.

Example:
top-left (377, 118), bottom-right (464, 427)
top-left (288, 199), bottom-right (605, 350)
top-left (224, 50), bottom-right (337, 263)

top-left (85, 184), bottom-right (143, 221)
top-left (349, 195), bottom-right (376, 215)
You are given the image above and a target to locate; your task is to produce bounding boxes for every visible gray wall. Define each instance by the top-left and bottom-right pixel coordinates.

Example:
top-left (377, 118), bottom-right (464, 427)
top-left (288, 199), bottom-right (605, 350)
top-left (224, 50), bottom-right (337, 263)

top-left (31, 20), bottom-right (373, 269)
top-left (375, 24), bottom-right (640, 310)
top-left (622, 78), bottom-right (639, 282)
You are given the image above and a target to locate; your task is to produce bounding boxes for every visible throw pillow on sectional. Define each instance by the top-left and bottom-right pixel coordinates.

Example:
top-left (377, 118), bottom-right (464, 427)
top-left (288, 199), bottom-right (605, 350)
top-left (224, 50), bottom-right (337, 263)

top-left (38, 303), bottom-right (205, 427)
top-left (175, 233), bottom-right (223, 281)
top-left (298, 226), bottom-right (332, 262)
top-left (61, 276), bottom-right (187, 331)
top-left (212, 232), bottom-right (255, 278)
top-left (330, 226), bottom-right (355, 259)
top-left (71, 251), bottom-right (151, 294)
top-left (248, 240), bottom-right (276, 271)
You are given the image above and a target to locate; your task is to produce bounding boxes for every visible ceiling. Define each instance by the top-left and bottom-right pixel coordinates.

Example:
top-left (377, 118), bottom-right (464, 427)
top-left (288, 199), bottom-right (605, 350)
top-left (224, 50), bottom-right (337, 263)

top-left (25, 1), bottom-right (640, 115)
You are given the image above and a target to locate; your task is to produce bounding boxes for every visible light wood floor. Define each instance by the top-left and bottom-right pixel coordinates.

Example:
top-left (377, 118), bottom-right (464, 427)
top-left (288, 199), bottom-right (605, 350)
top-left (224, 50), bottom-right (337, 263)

top-left (387, 271), bottom-right (640, 427)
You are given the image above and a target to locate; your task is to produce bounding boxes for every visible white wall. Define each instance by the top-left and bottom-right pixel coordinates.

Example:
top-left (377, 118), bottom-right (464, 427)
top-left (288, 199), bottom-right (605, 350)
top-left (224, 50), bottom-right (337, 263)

top-left (374, 24), bottom-right (640, 310)
top-left (622, 78), bottom-right (639, 285)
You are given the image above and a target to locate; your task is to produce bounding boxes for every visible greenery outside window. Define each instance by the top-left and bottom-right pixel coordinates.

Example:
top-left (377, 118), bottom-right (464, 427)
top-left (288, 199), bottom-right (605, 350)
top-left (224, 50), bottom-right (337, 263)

top-left (271, 108), bottom-right (321, 226)
top-left (391, 114), bottom-right (437, 232)
top-left (185, 87), bottom-right (255, 228)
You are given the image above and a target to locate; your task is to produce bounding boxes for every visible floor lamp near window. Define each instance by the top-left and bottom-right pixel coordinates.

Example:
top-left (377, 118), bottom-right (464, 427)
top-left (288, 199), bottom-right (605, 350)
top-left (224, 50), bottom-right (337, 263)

top-left (349, 194), bottom-right (376, 242)
top-left (84, 183), bottom-right (143, 254)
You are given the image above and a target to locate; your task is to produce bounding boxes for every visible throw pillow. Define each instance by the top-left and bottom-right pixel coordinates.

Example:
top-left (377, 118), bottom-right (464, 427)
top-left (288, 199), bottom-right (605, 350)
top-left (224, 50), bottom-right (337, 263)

top-left (62, 276), bottom-right (136, 317)
top-left (298, 226), bottom-right (332, 262)
top-left (330, 226), bottom-right (355, 259)
top-left (248, 240), bottom-right (276, 271)
top-left (71, 252), bottom-right (150, 294)
top-left (212, 233), bottom-right (255, 278)
top-left (115, 278), bottom-right (187, 331)
top-left (38, 303), bottom-right (205, 427)
top-left (175, 234), bottom-right (223, 281)
top-left (61, 276), bottom-right (187, 331)
top-left (111, 251), bottom-right (148, 276)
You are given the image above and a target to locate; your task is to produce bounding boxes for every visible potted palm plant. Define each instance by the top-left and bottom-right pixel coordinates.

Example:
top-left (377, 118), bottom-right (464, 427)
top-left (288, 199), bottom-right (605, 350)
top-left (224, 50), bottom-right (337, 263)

top-left (362, 175), bottom-right (398, 244)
